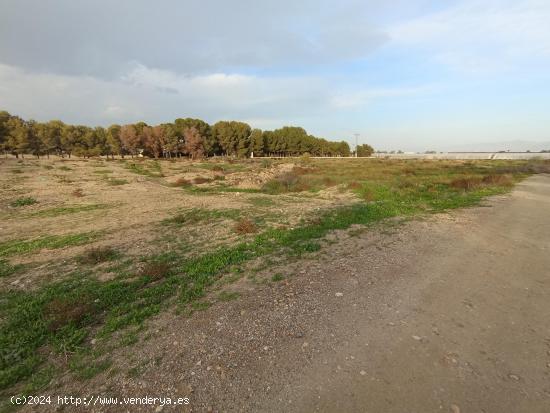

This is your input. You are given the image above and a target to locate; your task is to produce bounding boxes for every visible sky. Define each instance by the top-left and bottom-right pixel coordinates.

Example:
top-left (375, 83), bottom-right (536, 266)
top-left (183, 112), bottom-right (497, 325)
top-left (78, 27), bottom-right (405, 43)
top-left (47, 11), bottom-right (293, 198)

top-left (1, 0), bottom-right (549, 151)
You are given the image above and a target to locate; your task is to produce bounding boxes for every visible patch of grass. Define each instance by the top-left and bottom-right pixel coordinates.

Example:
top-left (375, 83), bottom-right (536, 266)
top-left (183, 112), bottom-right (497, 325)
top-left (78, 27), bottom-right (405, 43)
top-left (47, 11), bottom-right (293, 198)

top-left (218, 291), bottom-right (240, 302)
top-left (31, 203), bottom-right (109, 218)
top-left (192, 176), bottom-right (212, 184)
top-left (106, 177), bottom-right (129, 186)
top-left (93, 169), bottom-right (113, 174)
top-left (10, 169), bottom-right (23, 174)
top-left (163, 208), bottom-right (241, 225)
top-left (77, 246), bottom-right (119, 265)
top-left (234, 218), bottom-right (258, 234)
top-left (247, 197), bottom-right (276, 207)
top-left (58, 166), bottom-right (72, 171)
top-left (10, 197), bottom-right (38, 207)
top-left (125, 161), bottom-right (163, 177)
top-left (271, 273), bottom-right (284, 282)
top-left (70, 357), bottom-right (112, 380)
top-left (43, 165), bottom-right (54, 170)
top-left (0, 259), bottom-right (23, 278)
top-left (0, 232), bottom-right (100, 257)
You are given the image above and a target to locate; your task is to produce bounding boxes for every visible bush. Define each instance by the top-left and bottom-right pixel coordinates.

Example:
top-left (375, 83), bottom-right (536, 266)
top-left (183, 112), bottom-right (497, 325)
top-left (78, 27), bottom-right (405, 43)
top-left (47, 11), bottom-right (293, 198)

top-left (234, 218), bottom-right (258, 234)
top-left (72, 188), bottom-right (85, 197)
top-left (139, 262), bottom-right (171, 280)
top-left (78, 247), bottom-right (118, 265)
top-left (44, 297), bottom-right (95, 332)
top-left (10, 197), bottom-right (38, 207)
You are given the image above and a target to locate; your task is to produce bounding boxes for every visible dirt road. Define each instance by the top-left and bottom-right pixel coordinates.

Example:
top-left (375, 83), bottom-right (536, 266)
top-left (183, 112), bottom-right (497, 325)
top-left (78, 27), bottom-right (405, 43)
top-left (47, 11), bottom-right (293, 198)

top-left (49, 175), bottom-right (550, 413)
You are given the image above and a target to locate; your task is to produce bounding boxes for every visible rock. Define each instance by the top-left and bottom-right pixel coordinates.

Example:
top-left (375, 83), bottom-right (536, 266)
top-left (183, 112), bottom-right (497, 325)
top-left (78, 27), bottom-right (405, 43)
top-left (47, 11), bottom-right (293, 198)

top-left (360, 370), bottom-right (367, 376)
top-left (335, 292), bottom-right (344, 297)
top-left (412, 335), bottom-right (422, 341)
top-left (155, 406), bottom-right (163, 412)
top-left (508, 374), bottom-right (520, 381)
top-left (450, 404), bottom-right (460, 413)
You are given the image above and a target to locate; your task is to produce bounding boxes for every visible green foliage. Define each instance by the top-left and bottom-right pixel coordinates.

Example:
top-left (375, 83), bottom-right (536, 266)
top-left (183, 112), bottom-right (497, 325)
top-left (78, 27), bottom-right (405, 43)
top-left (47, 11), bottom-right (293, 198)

top-left (10, 197), bottom-right (38, 207)
top-left (31, 204), bottom-right (109, 218)
top-left (162, 208), bottom-right (241, 225)
top-left (105, 177), bottom-right (129, 186)
top-left (271, 273), bottom-right (284, 282)
top-left (0, 232), bottom-right (100, 257)
top-left (217, 291), bottom-right (240, 302)
top-left (0, 259), bottom-right (23, 278)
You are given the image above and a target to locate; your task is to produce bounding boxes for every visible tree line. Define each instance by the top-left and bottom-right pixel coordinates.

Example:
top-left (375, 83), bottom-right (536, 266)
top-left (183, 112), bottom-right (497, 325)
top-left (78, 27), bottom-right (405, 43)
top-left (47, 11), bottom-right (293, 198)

top-left (0, 111), bottom-right (359, 159)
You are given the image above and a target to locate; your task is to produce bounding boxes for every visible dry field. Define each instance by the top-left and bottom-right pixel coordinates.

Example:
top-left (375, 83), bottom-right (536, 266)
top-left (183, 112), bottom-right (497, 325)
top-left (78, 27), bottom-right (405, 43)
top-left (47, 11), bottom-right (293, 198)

top-left (0, 156), bottom-right (549, 410)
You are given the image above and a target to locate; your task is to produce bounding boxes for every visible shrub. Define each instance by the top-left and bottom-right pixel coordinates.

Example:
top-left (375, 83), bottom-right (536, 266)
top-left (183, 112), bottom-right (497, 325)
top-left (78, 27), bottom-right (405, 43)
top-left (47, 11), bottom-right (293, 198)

top-left (10, 197), bottom-right (38, 207)
top-left (234, 218), bottom-right (258, 234)
top-left (44, 297), bottom-right (95, 332)
top-left (78, 246), bottom-right (118, 265)
top-left (449, 177), bottom-right (483, 190)
top-left (139, 262), bottom-right (170, 280)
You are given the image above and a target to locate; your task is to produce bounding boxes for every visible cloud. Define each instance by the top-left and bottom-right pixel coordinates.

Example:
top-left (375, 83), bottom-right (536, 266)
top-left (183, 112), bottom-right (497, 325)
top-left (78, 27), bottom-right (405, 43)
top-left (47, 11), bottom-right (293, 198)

top-left (0, 0), bottom-right (388, 78)
top-left (389, 0), bottom-right (550, 73)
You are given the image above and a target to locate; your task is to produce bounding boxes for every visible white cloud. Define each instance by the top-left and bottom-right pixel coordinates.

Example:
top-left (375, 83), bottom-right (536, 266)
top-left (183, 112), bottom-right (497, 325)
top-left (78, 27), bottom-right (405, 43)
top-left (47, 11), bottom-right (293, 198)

top-left (389, 0), bottom-right (550, 73)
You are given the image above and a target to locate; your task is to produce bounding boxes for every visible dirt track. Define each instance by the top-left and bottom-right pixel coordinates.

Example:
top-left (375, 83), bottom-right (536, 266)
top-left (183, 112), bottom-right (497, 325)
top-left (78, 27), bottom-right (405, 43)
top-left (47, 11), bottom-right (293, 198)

top-left (39, 175), bottom-right (550, 413)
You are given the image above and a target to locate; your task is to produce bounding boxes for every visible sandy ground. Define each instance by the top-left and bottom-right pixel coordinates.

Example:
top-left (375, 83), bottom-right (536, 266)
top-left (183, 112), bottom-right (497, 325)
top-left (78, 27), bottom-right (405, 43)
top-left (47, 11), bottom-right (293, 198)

top-left (28, 174), bottom-right (550, 412)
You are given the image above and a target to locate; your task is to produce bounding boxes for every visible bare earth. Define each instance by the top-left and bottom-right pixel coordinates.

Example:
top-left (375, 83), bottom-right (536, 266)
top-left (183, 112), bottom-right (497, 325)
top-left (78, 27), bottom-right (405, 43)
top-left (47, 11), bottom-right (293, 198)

top-left (24, 174), bottom-right (550, 412)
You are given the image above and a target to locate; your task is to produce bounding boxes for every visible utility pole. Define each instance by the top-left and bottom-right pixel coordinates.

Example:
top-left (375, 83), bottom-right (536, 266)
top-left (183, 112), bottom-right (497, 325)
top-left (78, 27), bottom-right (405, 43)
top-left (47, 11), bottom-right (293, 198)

top-left (354, 133), bottom-right (359, 158)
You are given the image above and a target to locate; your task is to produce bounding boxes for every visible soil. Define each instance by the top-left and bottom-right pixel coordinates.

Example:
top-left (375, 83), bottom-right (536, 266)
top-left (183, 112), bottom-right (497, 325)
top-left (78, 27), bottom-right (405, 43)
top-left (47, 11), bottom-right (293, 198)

top-left (20, 174), bottom-right (550, 412)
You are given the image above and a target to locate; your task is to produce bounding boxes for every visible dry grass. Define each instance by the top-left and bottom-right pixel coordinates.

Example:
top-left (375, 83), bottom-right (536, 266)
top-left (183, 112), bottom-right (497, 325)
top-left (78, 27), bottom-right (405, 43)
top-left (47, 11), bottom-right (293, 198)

top-left (450, 177), bottom-right (484, 190)
top-left (78, 246), bottom-right (118, 265)
top-left (234, 218), bottom-right (258, 234)
top-left (139, 262), bottom-right (171, 280)
top-left (45, 297), bottom-right (95, 332)
top-left (192, 177), bottom-right (212, 184)
top-left (173, 177), bottom-right (192, 187)
top-left (72, 188), bottom-right (85, 197)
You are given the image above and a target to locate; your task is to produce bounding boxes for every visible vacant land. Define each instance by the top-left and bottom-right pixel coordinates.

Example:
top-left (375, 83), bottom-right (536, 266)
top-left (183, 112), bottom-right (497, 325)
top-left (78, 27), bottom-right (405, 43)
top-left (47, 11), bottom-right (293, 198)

top-left (0, 157), bottom-right (549, 411)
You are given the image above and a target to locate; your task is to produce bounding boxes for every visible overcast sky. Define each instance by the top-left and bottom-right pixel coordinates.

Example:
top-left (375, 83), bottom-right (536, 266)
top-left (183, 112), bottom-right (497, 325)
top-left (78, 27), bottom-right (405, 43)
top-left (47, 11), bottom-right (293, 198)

top-left (1, 0), bottom-right (549, 151)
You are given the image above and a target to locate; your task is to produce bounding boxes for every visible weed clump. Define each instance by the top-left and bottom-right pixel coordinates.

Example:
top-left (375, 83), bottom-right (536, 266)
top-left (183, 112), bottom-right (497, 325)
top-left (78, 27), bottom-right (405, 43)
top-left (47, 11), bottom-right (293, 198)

top-left (450, 177), bottom-right (483, 190)
top-left (234, 218), bottom-right (258, 234)
top-left (44, 297), bottom-right (95, 332)
top-left (139, 262), bottom-right (171, 280)
top-left (10, 197), bottom-right (38, 207)
top-left (78, 246), bottom-right (118, 265)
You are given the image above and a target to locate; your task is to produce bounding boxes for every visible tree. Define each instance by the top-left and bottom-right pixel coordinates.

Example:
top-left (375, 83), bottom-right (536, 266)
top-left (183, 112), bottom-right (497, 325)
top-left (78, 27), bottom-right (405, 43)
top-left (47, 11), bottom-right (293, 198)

top-left (143, 125), bottom-right (166, 158)
top-left (35, 120), bottom-right (65, 158)
top-left (5, 116), bottom-right (29, 158)
top-left (0, 111), bottom-right (11, 156)
top-left (106, 124), bottom-right (122, 158)
top-left (120, 124), bottom-right (141, 157)
top-left (212, 121), bottom-right (251, 157)
top-left (249, 129), bottom-right (264, 157)
top-left (183, 127), bottom-right (205, 159)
